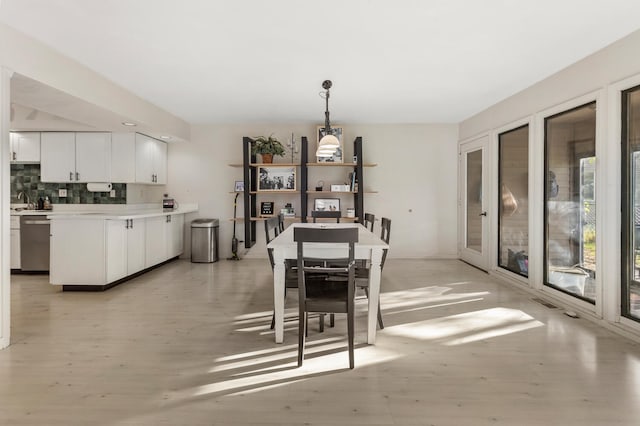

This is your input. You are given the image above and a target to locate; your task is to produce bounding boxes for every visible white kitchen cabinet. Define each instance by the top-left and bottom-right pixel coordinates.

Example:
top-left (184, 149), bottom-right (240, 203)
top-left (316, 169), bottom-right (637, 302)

top-left (10, 215), bottom-right (20, 269)
top-left (166, 214), bottom-right (184, 259)
top-left (10, 132), bottom-right (40, 163)
top-left (111, 133), bottom-right (136, 183)
top-left (145, 215), bottom-right (167, 268)
top-left (106, 218), bottom-right (146, 282)
top-left (41, 132), bottom-right (111, 182)
top-left (50, 219), bottom-right (106, 285)
top-left (75, 132), bottom-right (112, 182)
top-left (135, 133), bottom-right (167, 184)
top-left (40, 132), bottom-right (76, 182)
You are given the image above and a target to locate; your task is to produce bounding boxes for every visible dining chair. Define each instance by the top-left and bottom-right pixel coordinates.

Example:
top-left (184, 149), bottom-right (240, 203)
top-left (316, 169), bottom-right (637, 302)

top-left (355, 217), bottom-right (391, 329)
top-left (277, 212), bottom-right (285, 233)
top-left (295, 226), bottom-right (359, 369)
top-left (312, 210), bottom-right (341, 222)
top-left (363, 212), bottom-right (375, 232)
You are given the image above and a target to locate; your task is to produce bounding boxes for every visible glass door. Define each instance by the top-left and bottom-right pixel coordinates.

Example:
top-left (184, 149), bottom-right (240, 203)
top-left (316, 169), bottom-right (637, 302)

top-left (544, 102), bottom-right (596, 303)
top-left (460, 136), bottom-right (490, 270)
top-left (622, 86), bottom-right (640, 322)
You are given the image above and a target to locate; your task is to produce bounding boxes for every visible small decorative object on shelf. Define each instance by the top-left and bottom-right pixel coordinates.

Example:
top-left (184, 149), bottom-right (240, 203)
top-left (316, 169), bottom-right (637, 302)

top-left (314, 198), bottom-right (340, 212)
top-left (252, 135), bottom-right (286, 164)
top-left (258, 166), bottom-right (296, 191)
top-left (234, 180), bottom-right (244, 192)
top-left (315, 180), bottom-right (324, 191)
top-left (281, 203), bottom-right (295, 217)
top-left (331, 184), bottom-right (350, 192)
top-left (261, 201), bottom-right (274, 217)
top-left (346, 207), bottom-right (355, 218)
top-left (287, 133), bottom-right (298, 163)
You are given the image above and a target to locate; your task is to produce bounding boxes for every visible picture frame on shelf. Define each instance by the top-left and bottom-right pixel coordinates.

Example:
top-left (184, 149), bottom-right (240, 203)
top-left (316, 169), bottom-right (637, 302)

top-left (316, 126), bottom-right (344, 163)
top-left (314, 198), bottom-right (340, 212)
top-left (260, 201), bottom-right (274, 217)
top-left (257, 166), bottom-right (296, 191)
top-left (234, 180), bottom-right (244, 192)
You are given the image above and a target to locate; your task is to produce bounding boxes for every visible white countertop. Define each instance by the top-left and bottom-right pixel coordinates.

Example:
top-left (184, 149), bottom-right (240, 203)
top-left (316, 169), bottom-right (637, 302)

top-left (11, 204), bottom-right (198, 220)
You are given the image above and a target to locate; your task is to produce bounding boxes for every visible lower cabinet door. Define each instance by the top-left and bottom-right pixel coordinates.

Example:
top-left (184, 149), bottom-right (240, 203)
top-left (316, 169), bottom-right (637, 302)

top-left (145, 216), bottom-right (167, 267)
top-left (127, 219), bottom-right (146, 275)
top-left (106, 220), bottom-right (127, 283)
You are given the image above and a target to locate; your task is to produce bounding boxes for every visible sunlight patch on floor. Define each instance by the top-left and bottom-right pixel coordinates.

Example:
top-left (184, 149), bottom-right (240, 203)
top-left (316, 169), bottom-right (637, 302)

top-left (379, 286), bottom-right (489, 311)
top-left (384, 307), bottom-right (544, 345)
top-left (191, 345), bottom-right (400, 397)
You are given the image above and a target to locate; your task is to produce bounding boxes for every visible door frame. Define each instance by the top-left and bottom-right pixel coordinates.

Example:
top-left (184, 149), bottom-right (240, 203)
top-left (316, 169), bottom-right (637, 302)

top-left (458, 134), bottom-right (491, 271)
top-left (1, 67), bottom-right (13, 349)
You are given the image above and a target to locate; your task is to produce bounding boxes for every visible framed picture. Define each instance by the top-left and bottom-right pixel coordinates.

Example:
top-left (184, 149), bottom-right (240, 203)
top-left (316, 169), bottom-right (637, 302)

top-left (314, 198), bottom-right (340, 212)
top-left (258, 166), bottom-right (296, 191)
top-left (260, 201), bottom-right (274, 217)
top-left (234, 180), bottom-right (244, 192)
top-left (316, 126), bottom-right (344, 163)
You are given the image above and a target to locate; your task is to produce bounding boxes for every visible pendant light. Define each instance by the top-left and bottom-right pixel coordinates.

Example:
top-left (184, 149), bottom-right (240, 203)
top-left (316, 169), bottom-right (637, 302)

top-left (316, 80), bottom-right (340, 157)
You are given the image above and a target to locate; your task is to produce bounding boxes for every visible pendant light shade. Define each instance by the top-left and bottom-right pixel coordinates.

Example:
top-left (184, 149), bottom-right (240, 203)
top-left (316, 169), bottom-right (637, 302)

top-left (315, 79), bottom-right (339, 158)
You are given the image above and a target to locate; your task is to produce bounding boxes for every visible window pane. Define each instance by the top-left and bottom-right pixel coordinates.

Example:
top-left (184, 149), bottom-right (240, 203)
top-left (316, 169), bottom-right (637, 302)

top-left (544, 102), bottom-right (596, 303)
top-left (466, 150), bottom-right (482, 252)
top-left (623, 87), bottom-right (640, 321)
top-left (498, 125), bottom-right (529, 276)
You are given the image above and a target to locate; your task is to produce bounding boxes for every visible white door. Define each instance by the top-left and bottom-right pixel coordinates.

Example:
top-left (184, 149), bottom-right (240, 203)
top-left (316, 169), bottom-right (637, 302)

top-left (459, 136), bottom-right (490, 270)
top-left (145, 216), bottom-right (167, 267)
top-left (135, 134), bottom-right (154, 184)
top-left (127, 218), bottom-right (146, 275)
top-left (153, 139), bottom-right (168, 184)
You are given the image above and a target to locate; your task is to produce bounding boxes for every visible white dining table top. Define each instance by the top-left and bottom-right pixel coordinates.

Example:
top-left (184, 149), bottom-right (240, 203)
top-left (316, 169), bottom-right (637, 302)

top-left (266, 222), bottom-right (389, 251)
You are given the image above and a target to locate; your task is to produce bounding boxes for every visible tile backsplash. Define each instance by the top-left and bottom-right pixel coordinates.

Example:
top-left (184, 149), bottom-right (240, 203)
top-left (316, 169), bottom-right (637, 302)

top-left (11, 164), bottom-right (127, 204)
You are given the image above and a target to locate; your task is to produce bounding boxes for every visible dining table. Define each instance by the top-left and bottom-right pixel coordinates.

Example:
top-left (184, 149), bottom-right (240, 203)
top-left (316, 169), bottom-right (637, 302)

top-left (267, 222), bottom-right (389, 344)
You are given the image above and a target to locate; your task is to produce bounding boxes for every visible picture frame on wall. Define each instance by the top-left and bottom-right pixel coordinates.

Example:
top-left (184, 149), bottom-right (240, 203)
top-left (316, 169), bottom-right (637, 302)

top-left (316, 126), bottom-right (344, 163)
top-left (234, 180), bottom-right (244, 192)
top-left (260, 201), bottom-right (274, 217)
top-left (314, 198), bottom-right (340, 212)
top-left (257, 166), bottom-right (296, 191)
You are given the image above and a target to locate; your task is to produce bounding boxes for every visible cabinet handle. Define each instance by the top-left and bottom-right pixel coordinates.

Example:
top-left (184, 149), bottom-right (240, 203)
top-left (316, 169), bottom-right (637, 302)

top-left (76, 172), bottom-right (79, 181)
top-left (130, 219), bottom-right (133, 229)
top-left (70, 172), bottom-right (73, 181)
top-left (12, 152), bottom-right (16, 161)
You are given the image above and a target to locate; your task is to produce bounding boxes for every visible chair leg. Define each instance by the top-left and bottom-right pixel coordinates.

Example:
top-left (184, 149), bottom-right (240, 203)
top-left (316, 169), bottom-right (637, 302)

top-left (319, 314), bottom-right (325, 332)
top-left (270, 312), bottom-right (275, 330)
top-left (347, 307), bottom-right (354, 370)
top-left (330, 313), bottom-right (335, 327)
top-left (298, 311), bottom-right (306, 367)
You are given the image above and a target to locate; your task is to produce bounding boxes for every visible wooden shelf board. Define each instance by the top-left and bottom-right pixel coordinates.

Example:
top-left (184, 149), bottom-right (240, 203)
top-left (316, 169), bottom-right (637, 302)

top-left (250, 162), bottom-right (300, 167)
top-left (306, 162), bottom-right (377, 167)
top-left (230, 216), bottom-right (301, 222)
top-left (306, 190), bottom-right (379, 194)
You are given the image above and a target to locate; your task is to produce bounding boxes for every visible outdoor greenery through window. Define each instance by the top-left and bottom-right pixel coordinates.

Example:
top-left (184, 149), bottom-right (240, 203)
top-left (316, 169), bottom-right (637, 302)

top-left (622, 86), bottom-right (640, 321)
top-left (544, 102), bottom-right (596, 303)
top-left (498, 125), bottom-right (529, 276)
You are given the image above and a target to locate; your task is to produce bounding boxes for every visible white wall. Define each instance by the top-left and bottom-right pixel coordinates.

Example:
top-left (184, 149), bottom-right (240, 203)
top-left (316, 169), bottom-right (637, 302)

top-left (458, 28), bottom-right (640, 336)
top-left (166, 123), bottom-right (459, 260)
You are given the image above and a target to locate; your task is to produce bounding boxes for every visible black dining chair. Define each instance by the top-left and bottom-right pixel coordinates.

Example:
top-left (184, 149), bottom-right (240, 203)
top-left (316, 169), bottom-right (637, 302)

top-left (295, 226), bottom-right (359, 369)
top-left (363, 212), bottom-right (375, 232)
top-left (265, 216), bottom-right (298, 329)
top-left (312, 210), bottom-right (341, 223)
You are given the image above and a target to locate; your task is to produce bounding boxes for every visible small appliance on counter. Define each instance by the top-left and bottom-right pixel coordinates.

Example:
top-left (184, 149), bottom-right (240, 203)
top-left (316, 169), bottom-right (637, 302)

top-left (163, 195), bottom-right (177, 211)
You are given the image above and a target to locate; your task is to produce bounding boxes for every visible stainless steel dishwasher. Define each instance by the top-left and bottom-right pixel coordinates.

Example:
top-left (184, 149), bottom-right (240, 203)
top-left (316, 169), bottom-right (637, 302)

top-left (20, 215), bottom-right (50, 272)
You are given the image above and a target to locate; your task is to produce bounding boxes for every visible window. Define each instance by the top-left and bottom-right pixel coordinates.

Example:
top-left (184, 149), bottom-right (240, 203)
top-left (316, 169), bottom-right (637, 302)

top-left (544, 102), bottom-right (596, 303)
top-left (498, 125), bottom-right (529, 276)
top-left (622, 85), bottom-right (640, 322)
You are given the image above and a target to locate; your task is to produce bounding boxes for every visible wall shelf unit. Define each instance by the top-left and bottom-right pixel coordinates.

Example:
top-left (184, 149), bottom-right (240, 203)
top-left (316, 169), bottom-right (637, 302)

top-left (233, 136), bottom-right (376, 249)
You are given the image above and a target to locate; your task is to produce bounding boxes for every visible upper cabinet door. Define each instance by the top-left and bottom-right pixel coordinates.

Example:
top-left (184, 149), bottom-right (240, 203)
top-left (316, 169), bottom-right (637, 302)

top-left (76, 132), bottom-right (111, 182)
top-left (154, 139), bottom-right (168, 184)
top-left (135, 133), bottom-right (167, 184)
top-left (135, 134), bottom-right (154, 183)
top-left (111, 133), bottom-right (136, 183)
top-left (40, 132), bottom-right (76, 182)
top-left (10, 132), bottom-right (41, 163)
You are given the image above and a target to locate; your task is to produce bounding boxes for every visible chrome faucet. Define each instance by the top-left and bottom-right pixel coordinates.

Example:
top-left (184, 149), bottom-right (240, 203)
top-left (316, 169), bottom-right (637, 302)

top-left (16, 191), bottom-right (33, 209)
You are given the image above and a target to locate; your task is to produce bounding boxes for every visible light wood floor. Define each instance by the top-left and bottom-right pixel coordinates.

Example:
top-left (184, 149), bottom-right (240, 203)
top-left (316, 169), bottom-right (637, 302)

top-left (2, 259), bottom-right (640, 425)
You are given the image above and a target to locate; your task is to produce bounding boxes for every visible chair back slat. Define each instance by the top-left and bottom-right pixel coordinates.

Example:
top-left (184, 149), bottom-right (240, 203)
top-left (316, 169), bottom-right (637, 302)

top-left (312, 210), bottom-right (341, 223)
top-left (363, 213), bottom-right (375, 232)
top-left (264, 216), bottom-right (281, 269)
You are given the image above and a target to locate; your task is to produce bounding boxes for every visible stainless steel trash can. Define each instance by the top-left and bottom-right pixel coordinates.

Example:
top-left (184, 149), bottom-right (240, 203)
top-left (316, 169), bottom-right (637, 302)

top-left (191, 219), bottom-right (219, 263)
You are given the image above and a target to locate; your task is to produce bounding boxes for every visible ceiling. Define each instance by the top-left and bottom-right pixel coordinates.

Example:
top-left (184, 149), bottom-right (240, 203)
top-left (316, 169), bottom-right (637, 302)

top-left (2, 0), bottom-right (640, 126)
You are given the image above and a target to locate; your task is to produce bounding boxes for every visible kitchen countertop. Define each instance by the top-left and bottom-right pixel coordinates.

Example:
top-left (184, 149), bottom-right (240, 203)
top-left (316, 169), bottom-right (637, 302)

top-left (11, 204), bottom-right (198, 220)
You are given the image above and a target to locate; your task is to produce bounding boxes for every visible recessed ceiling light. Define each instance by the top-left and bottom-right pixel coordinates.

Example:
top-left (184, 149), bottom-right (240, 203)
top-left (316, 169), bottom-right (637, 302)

top-left (159, 135), bottom-right (171, 140)
top-left (122, 122), bottom-right (137, 127)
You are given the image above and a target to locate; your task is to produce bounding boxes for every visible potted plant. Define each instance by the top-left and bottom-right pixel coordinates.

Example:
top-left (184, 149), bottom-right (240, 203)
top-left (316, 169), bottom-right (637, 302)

top-left (252, 135), bottom-right (286, 163)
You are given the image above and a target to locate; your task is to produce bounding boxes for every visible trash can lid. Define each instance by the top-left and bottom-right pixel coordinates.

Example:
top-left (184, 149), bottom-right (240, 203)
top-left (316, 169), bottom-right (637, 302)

top-left (191, 218), bottom-right (219, 228)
